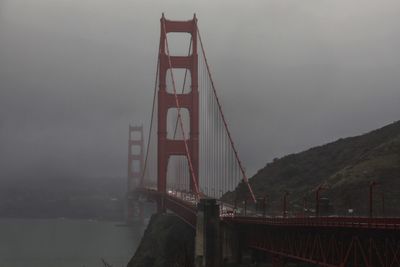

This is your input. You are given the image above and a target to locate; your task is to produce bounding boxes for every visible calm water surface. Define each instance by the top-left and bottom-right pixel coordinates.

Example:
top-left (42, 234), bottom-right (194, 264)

top-left (0, 218), bottom-right (145, 267)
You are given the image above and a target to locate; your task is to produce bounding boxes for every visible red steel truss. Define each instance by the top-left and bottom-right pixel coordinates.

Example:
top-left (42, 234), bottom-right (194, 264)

top-left (136, 188), bottom-right (400, 266)
top-left (247, 227), bottom-right (400, 267)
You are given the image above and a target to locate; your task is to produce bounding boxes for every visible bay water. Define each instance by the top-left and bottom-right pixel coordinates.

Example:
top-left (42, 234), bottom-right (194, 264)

top-left (0, 218), bottom-right (145, 267)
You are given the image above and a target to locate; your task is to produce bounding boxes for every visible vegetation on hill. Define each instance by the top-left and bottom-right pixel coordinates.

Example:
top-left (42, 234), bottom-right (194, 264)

top-left (223, 121), bottom-right (400, 217)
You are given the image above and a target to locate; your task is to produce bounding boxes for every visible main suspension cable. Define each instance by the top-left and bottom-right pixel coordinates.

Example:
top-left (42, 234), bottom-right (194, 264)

top-left (141, 47), bottom-right (161, 186)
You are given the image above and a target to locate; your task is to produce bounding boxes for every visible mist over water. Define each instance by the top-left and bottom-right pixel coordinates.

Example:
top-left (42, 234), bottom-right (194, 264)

top-left (0, 218), bottom-right (144, 267)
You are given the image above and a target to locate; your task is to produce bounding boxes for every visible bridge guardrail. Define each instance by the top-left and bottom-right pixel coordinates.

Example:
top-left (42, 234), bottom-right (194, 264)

top-left (221, 215), bottom-right (400, 230)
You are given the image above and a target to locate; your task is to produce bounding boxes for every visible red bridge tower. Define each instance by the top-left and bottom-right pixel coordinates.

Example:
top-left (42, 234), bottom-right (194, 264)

top-left (128, 125), bottom-right (144, 189)
top-left (157, 15), bottom-right (199, 200)
top-left (127, 125), bottom-right (144, 221)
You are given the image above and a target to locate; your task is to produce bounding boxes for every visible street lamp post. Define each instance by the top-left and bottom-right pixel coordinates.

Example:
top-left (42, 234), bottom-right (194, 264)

top-left (303, 195), bottom-right (308, 217)
top-left (315, 184), bottom-right (328, 217)
top-left (263, 195), bottom-right (267, 217)
top-left (283, 191), bottom-right (289, 218)
top-left (369, 181), bottom-right (380, 218)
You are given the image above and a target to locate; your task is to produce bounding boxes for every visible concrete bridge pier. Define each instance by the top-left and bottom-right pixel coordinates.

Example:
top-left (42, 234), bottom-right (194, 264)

top-left (126, 192), bottom-right (144, 224)
top-left (195, 199), bottom-right (220, 267)
top-left (271, 255), bottom-right (286, 267)
top-left (220, 223), bottom-right (242, 265)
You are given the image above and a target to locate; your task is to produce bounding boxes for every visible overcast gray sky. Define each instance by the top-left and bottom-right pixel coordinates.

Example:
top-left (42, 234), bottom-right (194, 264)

top-left (0, 0), bottom-right (399, 181)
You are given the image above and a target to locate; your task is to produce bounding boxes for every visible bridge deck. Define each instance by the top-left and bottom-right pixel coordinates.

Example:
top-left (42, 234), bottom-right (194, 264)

top-left (136, 188), bottom-right (400, 230)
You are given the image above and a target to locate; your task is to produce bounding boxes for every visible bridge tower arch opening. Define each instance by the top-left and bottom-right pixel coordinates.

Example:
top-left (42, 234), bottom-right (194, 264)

top-left (157, 14), bottom-right (199, 207)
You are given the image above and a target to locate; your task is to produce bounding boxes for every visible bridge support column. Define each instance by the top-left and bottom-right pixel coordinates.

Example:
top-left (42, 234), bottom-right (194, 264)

top-left (157, 194), bottom-right (166, 213)
top-left (271, 255), bottom-right (286, 267)
top-left (221, 223), bottom-right (241, 265)
top-left (195, 199), bottom-right (220, 267)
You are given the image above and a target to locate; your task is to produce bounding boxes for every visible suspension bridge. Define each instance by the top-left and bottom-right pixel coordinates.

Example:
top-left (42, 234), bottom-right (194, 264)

top-left (127, 14), bottom-right (400, 267)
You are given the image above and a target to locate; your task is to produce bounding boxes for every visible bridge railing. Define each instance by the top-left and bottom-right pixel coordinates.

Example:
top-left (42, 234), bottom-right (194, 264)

top-left (137, 185), bottom-right (400, 231)
top-left (222, 215), bottom-right (400, 230)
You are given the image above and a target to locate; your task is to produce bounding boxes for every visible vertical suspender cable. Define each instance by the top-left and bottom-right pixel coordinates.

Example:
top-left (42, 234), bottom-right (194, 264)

top-left (141, 47), bottom-right (160, 187)
top-left (197, 26), bottom-right (256, 203)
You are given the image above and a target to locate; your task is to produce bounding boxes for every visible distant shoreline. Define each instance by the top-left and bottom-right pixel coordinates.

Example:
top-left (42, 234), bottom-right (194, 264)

top-left (0, 216), bottom-right (124, 223)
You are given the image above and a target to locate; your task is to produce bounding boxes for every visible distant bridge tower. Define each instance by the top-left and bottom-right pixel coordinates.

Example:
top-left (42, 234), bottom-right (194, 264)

top-left (127, 124), bottom-right (144, 222)
top-left (128, 125), bottom-right (144, 190)
top-left (157, 14), bottom-right (199, 205)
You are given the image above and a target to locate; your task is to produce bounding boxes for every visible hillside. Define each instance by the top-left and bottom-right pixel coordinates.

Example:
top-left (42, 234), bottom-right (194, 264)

top-left (223, 121), bottom-right (400, 217)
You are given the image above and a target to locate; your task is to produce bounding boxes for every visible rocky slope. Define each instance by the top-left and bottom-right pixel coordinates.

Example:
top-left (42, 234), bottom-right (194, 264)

top-left (127, 213), bottom-right (195, 267)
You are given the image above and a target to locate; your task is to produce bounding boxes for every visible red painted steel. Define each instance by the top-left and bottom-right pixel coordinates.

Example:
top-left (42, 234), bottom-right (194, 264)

top-left (158, 15), bottom-right (199, 198)
top-left (127, 125), bottom-right (145, 221)
top-left (164, 194), bottom-right (197, 228)
top-left (222, 216), bottom-right (400, 230)
top-left (243, 223), bottom-right (400, 267)
top-left (135, 188), bottom-right (197, 228)
top-left (128, 125), bottom-right (144, 190)
top-left (137, 187), bottom-right (400, 265)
